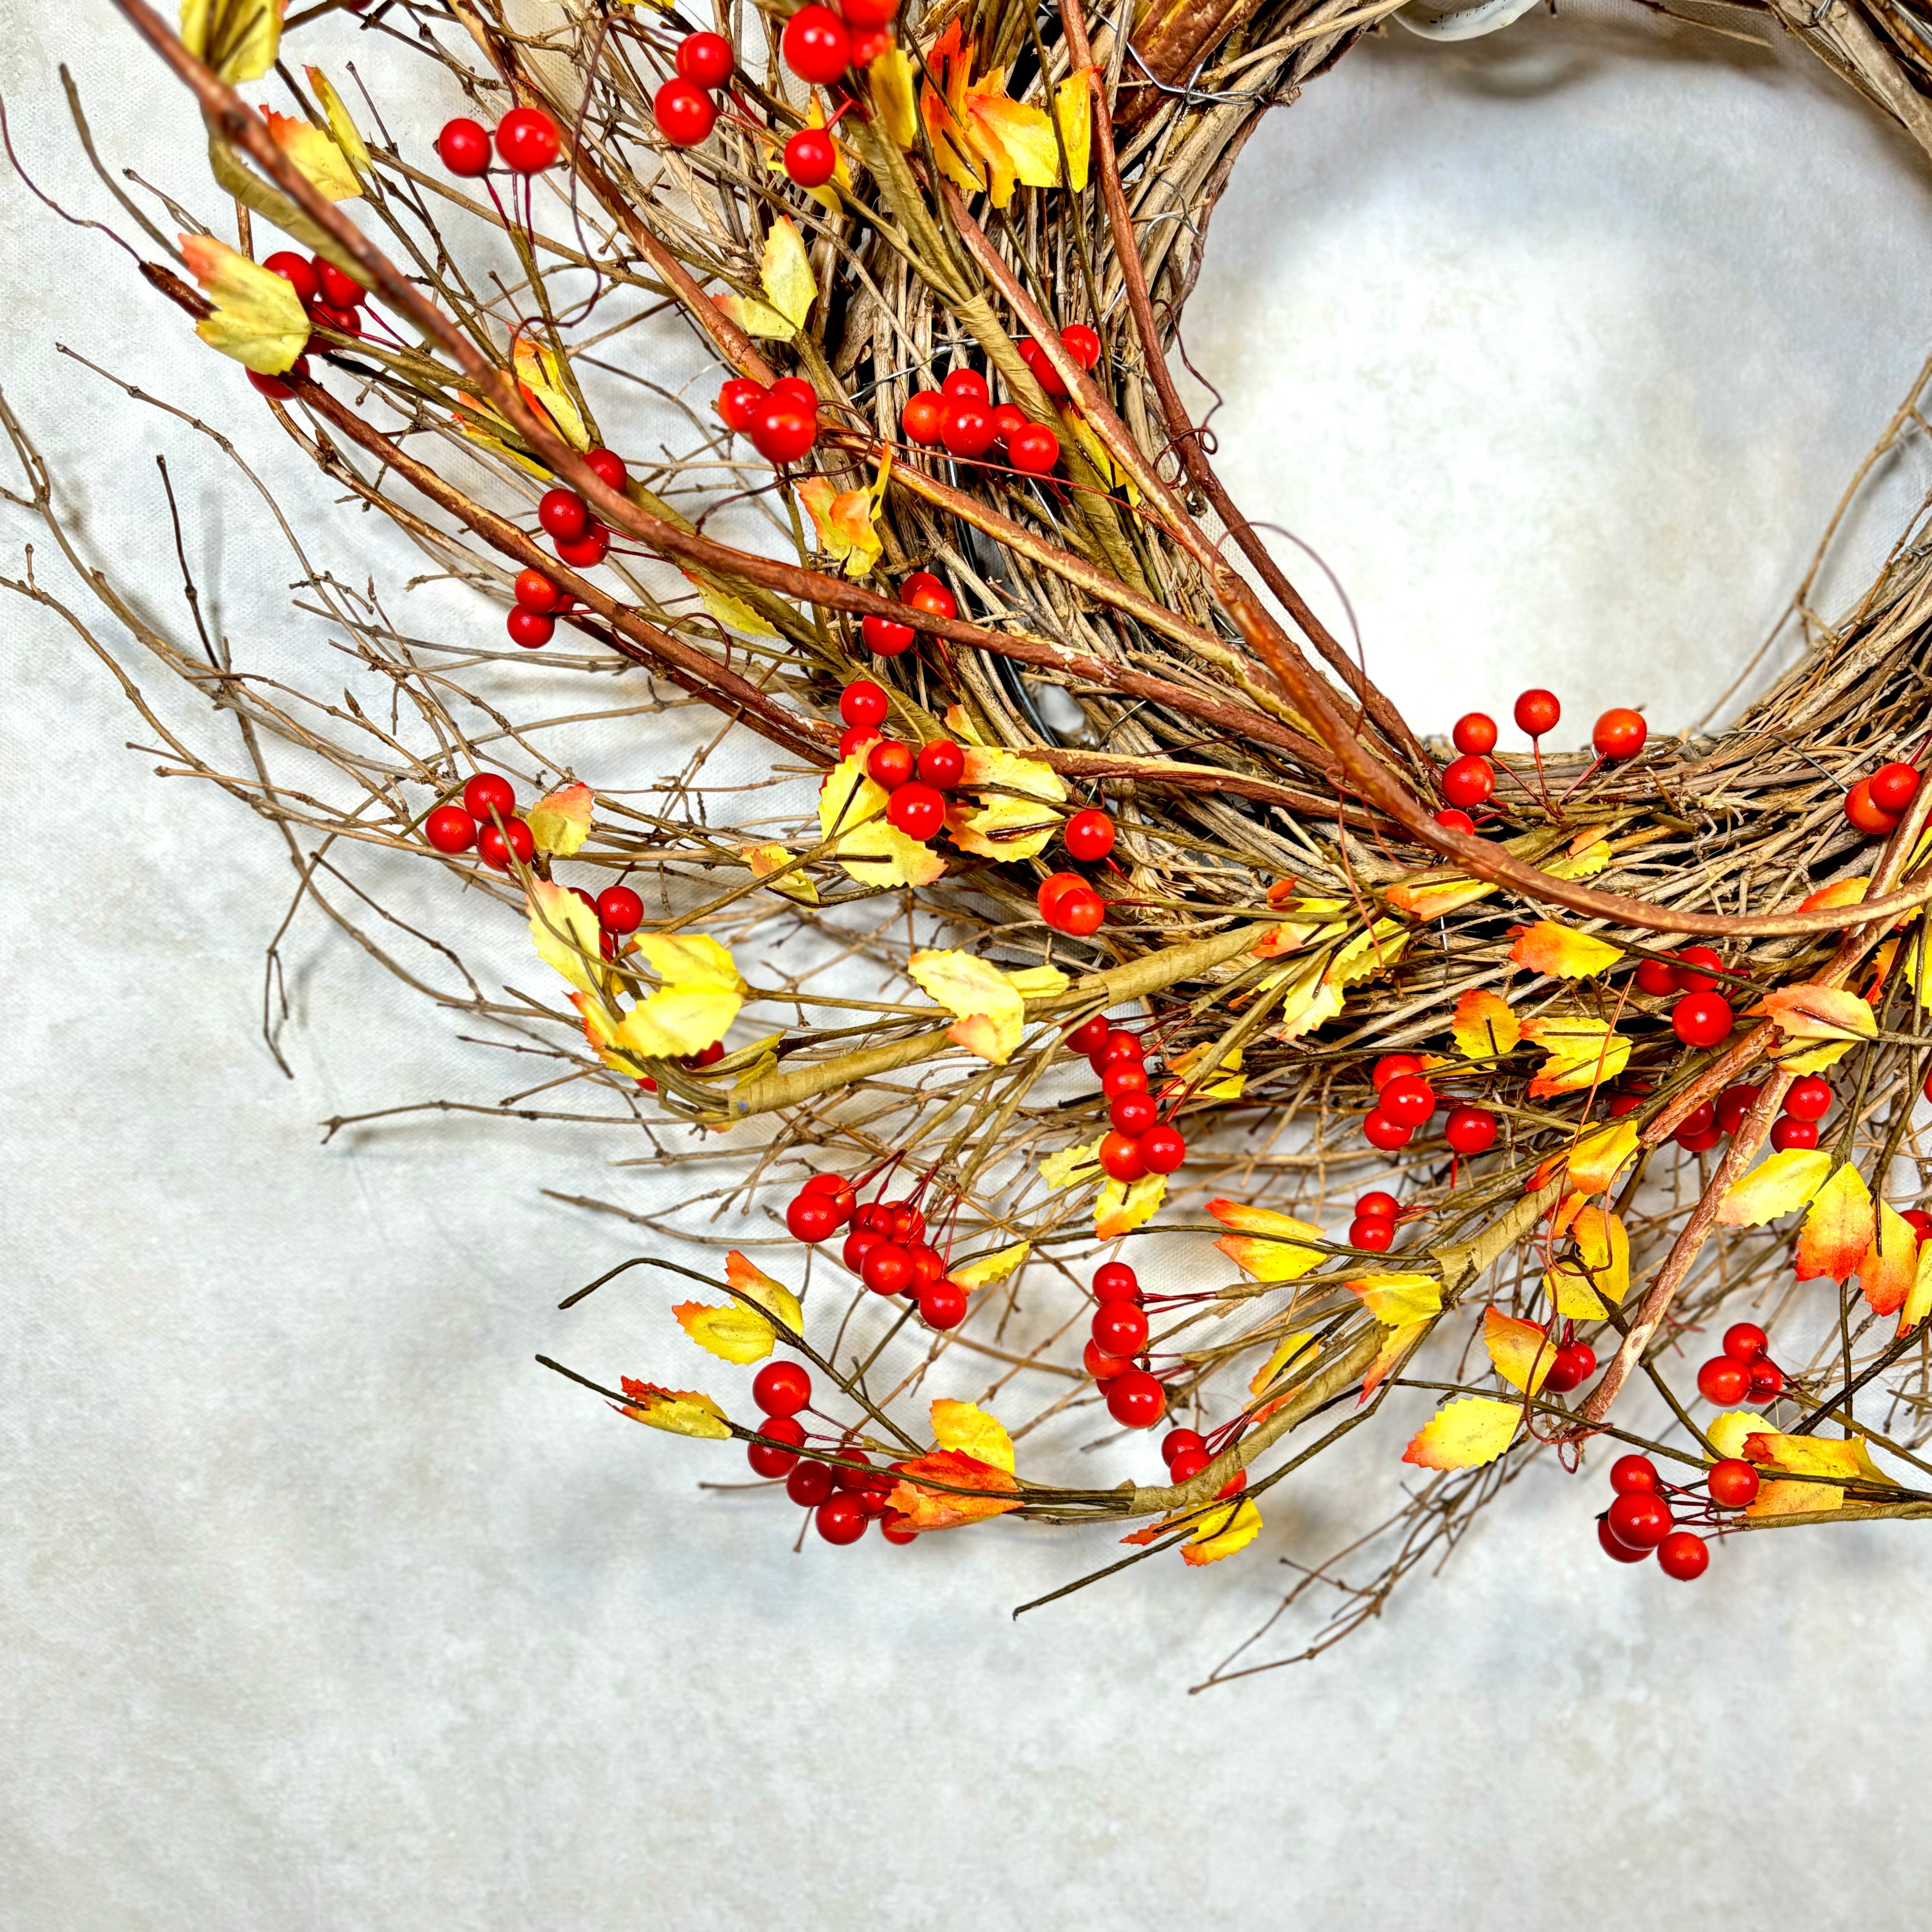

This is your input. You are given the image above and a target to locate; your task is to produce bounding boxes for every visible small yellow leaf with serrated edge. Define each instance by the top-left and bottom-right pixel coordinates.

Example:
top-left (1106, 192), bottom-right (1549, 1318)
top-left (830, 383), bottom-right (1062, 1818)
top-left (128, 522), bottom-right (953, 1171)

top-left (1248, 1329), bottom-right (1315, 1398)
top-left (944, 745), bottom-right (1065, 862)
top-left (511, 333), bottom-right (590, 452)
top-left (796, 474), bottom-right (883, 580)
top-left (1902, 1242), bottom-right (1932, 1334)
top-left (528, 877), bottom-right (605, 998)
top-left (672, 1299), bottom-right (776, 1364)
top-left (1182, 1496), bottom-right (1261, 1565)
top-left (909, 949), bottom-right (1026, 1065)
top-left (1350, 1273), bottom-right (1441, 1326)
top-left (949, 1242), bottom-right (1029, 1290)
top-left (305, 68), bottom-right (369, 172)
top-left (1761, 983), bottom-right (1877, 1042)
top-left (725, 1251), bottom-right (803, 1335)
top-left (262, 108), bottom-right (359, 200)
top-left (616, 1377), bottom-right (731, 1439)
top-left (1096, 1172), bottom-right (1165, 1239)
top-left (1566, 1118), bottom-right (1640, 1196)
top-left (1717, 1148), bottom-right (1833, 1226)
top-left (1510, 921), bottom-right (1624, 980)
top-left (760, 218), bottom-right (817, 329)
top-left (181, 0), bottom-right (282, 84)
top-left (1483, 1309), bottom-right (1556, 1395)
top-left (692, 578), bottom-right (783, 639)
top-left (819, 752), bottom-right (947, 888)
top-left (1453, 988), bottom-right (1520, 1064)
top-left (1040, 1136), bottom-right (1103, 1189)
top-left (744, 843), bottom-right (819, 905)
top-left (613, 933), bottom-right (743, 1059)
top-left (1522, 1015), bottom-right (1629, 1097)
top-left (1054, 69), bottom-right (1092, 190)
top-left (1707, 1411), bottom-right (1762, 1459)
top-left (1403, 1396), bottom-right (1520, 1470)
top-left (1860, 1202), bottom-right (1917, 1316)
top-left (930, 1399), bottom-right (1014, 1472)
top-left (1796, 1163), bottom-right (1873, 1282)
top-left (180, 233), bottom-right (309, 374)
top-left (527, 781), bottom-right (592, 856)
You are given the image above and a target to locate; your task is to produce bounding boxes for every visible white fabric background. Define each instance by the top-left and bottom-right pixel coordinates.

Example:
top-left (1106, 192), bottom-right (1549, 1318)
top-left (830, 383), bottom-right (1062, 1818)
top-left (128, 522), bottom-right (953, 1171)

top-left (6, 5), bottom-right (1932, 1927)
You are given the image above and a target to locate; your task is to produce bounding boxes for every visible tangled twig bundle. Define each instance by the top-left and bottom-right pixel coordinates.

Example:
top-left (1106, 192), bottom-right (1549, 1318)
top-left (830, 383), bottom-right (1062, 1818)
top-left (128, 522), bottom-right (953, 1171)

top-left (14, 0), bottom-right (1932, 1676)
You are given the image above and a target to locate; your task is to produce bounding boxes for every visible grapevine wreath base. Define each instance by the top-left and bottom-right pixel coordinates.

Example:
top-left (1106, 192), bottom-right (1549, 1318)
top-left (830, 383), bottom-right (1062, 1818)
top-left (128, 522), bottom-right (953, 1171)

top-left (15, 0), bottom-right (1932, 1676)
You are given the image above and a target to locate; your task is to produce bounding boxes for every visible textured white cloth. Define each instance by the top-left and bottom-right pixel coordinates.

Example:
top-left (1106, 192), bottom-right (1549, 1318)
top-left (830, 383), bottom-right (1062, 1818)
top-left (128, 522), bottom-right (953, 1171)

top-left (5, 5), bottom-right (1931, 1926)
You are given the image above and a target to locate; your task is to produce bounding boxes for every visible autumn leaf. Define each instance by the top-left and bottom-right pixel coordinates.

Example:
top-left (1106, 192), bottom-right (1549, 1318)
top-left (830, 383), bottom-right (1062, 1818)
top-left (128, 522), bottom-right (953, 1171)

top-left (179, 233), bottom-right (310, 374)
top-left (743, 842), bottom-right (819, 904)
top-left (1361, 1322), bottom-right (1428, 1403)
top-left (1522, 1016), bottom-right (1629, 1098)
top-left (1716, 1147), bottom-right (1833, 1227)
top-left (527, 876), bottom-right (606, 999)
top-left (1167, 1039), bottom-right (1245, 1099)
top-left (713, 293), bottom-right (797, 340)
top-left (1453, 987), bottom-right (1521, 1064)
top-left (672, 1299), bottom-right (778, 1364)
top-left (870, 44), bottom-right (918, 147)
top-left (1209, 1199), bottom-right (1325, 1281)
top-left (1776, 1038), bottom-right (1858, 1077)
top-left (570, 990), bottom-right (639, 1076)
top-left (930, 1398), bottom-right (1015, 1472)
top-left (1039, 1136), bottom-right (1103, 1189)
top-left (692, 578), bottom-right (784, 639)
top-left (761, 217), bottom-right (817, 329)
top-left (1510, 921), bottom-right (1624, 980)
top-left (1544, 829), bottom-right (1614, 881)
top-left (944, 745), bottom-right (1065, 862)
top-left (919, 21), bottom-right (1059, 207)
top-left (888, 1449), bottom-right (1022, 1529)
top-left (511, 332), bottom-right (590, 452)
top-left (1182, 1495), bottom-right (1262, 1566)
top-left (616, 1377), bottom-right (732, 1439)
top-left (908, 948), bottom-right (1026, 1064)
top-left (1565, 1118), bottom-right (1641, 1196)
top-left (181, 0), bottom-right (282, 84)
top-left (1858, 1202), bottom-right (1918, 1316)
top-left (526, 780), bottom-right (592, 856)
top-left (724, 1250), bottom-right (804, 1334)
top-left (614, 933), bottom-right (745, 1060)
top-left (1483, 1309), bottom-right (1556, 1396)
top-left (1386, 872), bottom-right (1496, 921)
top-left (1096, 1171), bottom-right (1165, 1239)
top-left (1760, 983), bottom-right (1878, 1043)
top-left (1794, 1162), bottom-right (1874, 1282)
top-left (1054, 69), bottom-right (1093, 191)
top-left (796, 463), bottom-right (886, 580)
top-left (261, 107), bottom-right (359, 200)
top-left (1902, 1242), bottom-right (1932, 1333)
top-left (1706, 1410), bottom-right (1763, 1460)
top-left (1742, 1431), bottom-right (1896, 1520)
top-left (819, 751), bottom-right (948, 888)
top-left (1349, 1272), bottom-right (1442, 1327)
top-left (1546, 1204), bottom-right (1629, 1320)
top-left (1248, 1329), bottom-right (1315, 1399)
top-left (1402, 1395), bottom-right (1520, 1471)
top-left (305, 67), bottom-right (369, 173)
top-left (949, 1241), bottom-right (1030, 1290)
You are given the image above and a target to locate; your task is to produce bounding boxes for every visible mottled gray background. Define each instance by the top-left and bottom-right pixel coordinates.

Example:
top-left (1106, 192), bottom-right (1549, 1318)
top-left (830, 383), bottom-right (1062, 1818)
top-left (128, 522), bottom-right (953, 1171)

top-left (5, 4), bottom-right (1931, 1927)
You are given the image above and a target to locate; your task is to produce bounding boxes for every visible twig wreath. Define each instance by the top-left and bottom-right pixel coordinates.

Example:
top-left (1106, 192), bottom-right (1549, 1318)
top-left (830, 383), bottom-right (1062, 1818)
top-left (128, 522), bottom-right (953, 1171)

top-left (14, 0), bottom-right (1932, 1676)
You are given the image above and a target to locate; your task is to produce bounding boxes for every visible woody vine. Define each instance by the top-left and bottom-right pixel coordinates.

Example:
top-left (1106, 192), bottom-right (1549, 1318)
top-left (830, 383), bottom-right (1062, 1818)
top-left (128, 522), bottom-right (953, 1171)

top-left (12, 0), bottom-right (1932, 1675)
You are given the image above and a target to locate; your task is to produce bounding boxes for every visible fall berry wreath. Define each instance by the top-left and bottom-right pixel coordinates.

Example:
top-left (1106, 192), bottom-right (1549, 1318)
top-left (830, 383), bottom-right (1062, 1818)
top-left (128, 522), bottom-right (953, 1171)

top-left (19, 0), bottom-right (1932, 1672)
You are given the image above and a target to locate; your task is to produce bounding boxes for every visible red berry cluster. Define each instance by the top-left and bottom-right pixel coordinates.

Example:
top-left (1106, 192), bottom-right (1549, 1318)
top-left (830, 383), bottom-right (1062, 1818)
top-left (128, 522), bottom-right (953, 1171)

top-left (1017, 322), bottom-right (1102, 396)
top-left (833, 680), bottom-right (963, 841)
top-left (716, 373), bottom-right (820, 466)
top-left (536, 453), bottom-right (628, 572)
top-left (784, 1169), bottom-right (857, 1243)
top-left (1693, 1321), bottom-right (1786, 1406)
top-left (1066, 1019), bottom-right (1187, 1179)
top-left (424, 772), bottom-right (533, 870)
top-left (507, 566), bottom-right (580, 649)
top-left (435, 106), bottom-right (561, 178)
top-left (1844, 758), bottom-right (1922, 836)
top-left (656, 32), bottom-right (733, 148)
top-left (860, 570), bottom-right (957, 657)
top-left (902, 366), bottom-right (1062, 475)
top-left (1035, 807), bottom-right (1117, 937)
top-left (1629, 944), bottom-right (1735, 1051)
top-left (563, 882), bottom-right (644, 964)
top-left (840, 1197), bottom-right (965, 1329)
top-left (746, 1363), bottom-right (917, 1546)
top-left (1159, 1423), bottom-right (1245, 1495)
top-left (1541, 1324), bottom-right (1598, 1394)
top-left (1597, 1454), bottom-right (1717, 1579)
top-left (1348, 1187), bottom-right (1400, 1252)
top-left (1435, 693), bottom-right (1647, 830)
top-left (1077, 1261), bottom-right (1168, 1426)
top-left (1360, 1053), bottom-right (1496, 1156)
top-left (1665, 1072), bottom-right (1834, 1155)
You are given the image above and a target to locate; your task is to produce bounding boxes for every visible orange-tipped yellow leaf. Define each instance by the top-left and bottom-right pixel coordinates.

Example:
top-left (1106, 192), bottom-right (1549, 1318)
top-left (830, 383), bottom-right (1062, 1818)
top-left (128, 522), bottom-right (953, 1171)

top-left (724, 1251), bottom-right (804, 1334)
top-left (1902, 1242), bottom-right (1932, 1334)
top-left (1362, 1321), bottom-right (1428, 1402)
top-left (1452, 987), bottom-right (1520, 1064)
top-left (305, 67), bottom-right (369, 173)
top-left (1402, 1395), bottom-right (1520, 1471)
top-left (909, 948), bottom-right (1025, 1065)
top-left (1858, 1201), bottom-right (1917, 1316)
top-left (1761, 983), bottom-right (1877, 1043)
top-left (743, 842), bottom-right (820, 905)
top-left (1566, 1118), bottom-right (1641, 1196)
top-left (1510, 921), bottom-right (1624, 980)
top-left (179, 232), bottom-right (310, 373)
top-left (1349, 1273), bottom-right (1441, 1327)
top-left (822, 752), bottom-right (948, 887)
top-left (1716, 1148), bottom-right (1832, 1227)
top-left (1096, 1172), bottom-right (1165, 1240)
top-left (888, 1449), bottom-right (1022, 1529)
top-left (262, 107), bottom-right (359, 200)
top-left (1521, 1016), bottom-right (1629, 1097)
top-left (1209, 1200), bottom-right (1325, 1280)
top-left (616, 1377), bottom-right (732, 1439)
top-left (527, 876), bottom-right (606, 998)
top-left (1182, 1495), bottom-right (1262, 1565)
top-left (929, 1398), bottom-right (1015, 1472)
top-left (1387, 873), bottom-right (1496, 921)
top-left (1483, 1309), bottom-right (1556, 1395)
top-left (949, 1241), bottom-right (1030, 1291)
top-left (526, 781), bottom-right (593, 856)
top-left (672, 1299), bottom-right (776, 1364)
top-left (1795, 1163), bottom-right (1874, 1282)
top-left (1054, 69), bottom-right (1093, 190)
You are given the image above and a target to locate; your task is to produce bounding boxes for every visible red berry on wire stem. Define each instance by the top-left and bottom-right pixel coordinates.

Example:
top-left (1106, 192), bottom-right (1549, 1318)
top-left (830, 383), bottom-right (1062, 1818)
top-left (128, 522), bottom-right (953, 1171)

top-left (1672, 992), bottom-right (1734, 1049)
top-left (1708, 1458), bottom-right (1760, 1508)
top-left (1106, 1369), bottom-right (1167, 1429)
top-left (1370, 1055), bottom-right (1422, 1091)
top-left (866, 740), bottom-right (914, 789)
top-left (1161, 1427), bottom-right (1205, 1466)
top-left (717, 378), bottom-right (767, 433)
top-left (463, 773), bottom-right (517, 822)
top-left (840, 680), bottom-right (888, 728)
top-left (1656, 1530), bottom-right (1710, 1581)
top-left (1138, 1123), bottom-right (1186, 1174)
top-left (1357, 1191), bottom-right (1400, 1220)
top-left (1092, 1300), bottom-right (1149, 1357)
top-left (1747, 1359), bottom-right (1785, 1402)
top-left (1098, 1132), bottom-right (1145, 1183)
top-left (1598, 1516), bottom-right (1650, 1564)
top-left (676, 30), bottom-right (734, 87)
top-left (1109, 1092), bottom-right (1157, 1136)
top-left (1349, 1214), bottom-right (1394, 1252)
top-left (1434, 808), bottom-right (1476, 836)
top-left (495, 106), bottom-right (561, 173)
top-left (1593, 707), bottom-right (1647, 759)
top-left (902, 391), bottom-right (945, 444)
top-left (1362, 1110), bottom-right (1412, 1151)
top-left (1064, 809), bottom-right (1116, 862)
top-left (1769, 1118), bottom-right (1818, 1152)
top-left (784, 128), bottom-right (837, 189)
top-left (782, 5), bottom-right (851, 80)
top-left (1696, 1356), bottom-right (1750, 1404)
top-left (506, 607), bottom-right (553, 649)
top-left (435, 118), bottom-right (492, 176)
top-left (747, 1416), bottom-right (805, 1478)
top-left (424, 805), bottom-right (477, 854)
top-left (478, 819), bottom-right (535, 870)
top-left (1084, 1339), bottom-right (1131, 1380)
top-left (1606, 1489), bottom-right (1673, 1549)
top-left (1783, 1075), bottom-right (1833, 1122)
top-left (1514, 688), bottom-right (1560, 738)
top-left (1870, 760), bottom-right (1922, 814)
top-left (919, 1280), bottom-right (967, 1329)
top-left (1444, 1105), bottom-right (1497, 1155)
top-left (815, 1493), bottom-right (869, 1544)
top-left (886, 782), bottom-right (945, 842)
top-left (1093, 1260), bottom-right (1141, 1303)
top-left (1441, 755), bottom-right (1493, 809)
top-left (861, 614), bottom-right (915, 656)
top-left (1452, 711), bottom-right (1497, 756)
top-left (916, 740), bottom-right (964, 789)
top-left (1610, 1454), bottom-right (1660, 1494)
top-left (787, 1461), bottom-right (834, 1507)
top-left (1845, 778), bottom-right (1901, 837)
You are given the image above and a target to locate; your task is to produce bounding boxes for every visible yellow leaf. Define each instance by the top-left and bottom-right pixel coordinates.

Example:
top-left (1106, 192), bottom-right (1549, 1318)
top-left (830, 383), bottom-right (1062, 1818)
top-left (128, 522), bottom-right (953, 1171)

top-left (1707, 1410), bottom-right (1763, 1459)
top-left (1387, 872), bottom-right (1497, 921)
top-left (1510, 921), bottom-right (1624, 980)
top-left (179, 232), bottom-right (310, 375)
top-left (1182, 1495), bottom-right (1262, 1565)
top-left (305, 67), bottom-right (369, 173)
top-left (1271, 952), bottom-right (1345, 1043)
top-left (743, 842), bottom-right (819, 905)
top-left (1362, 1321), bottom-right (1428, 1402)
top-left (1716, 1148), bottom-right (1833, 1227)
top-left (1544, 1260), bottom-right (1604, 1321)
top-left (1054, 69), bottom-right (1092, 191)
top-left (819, 751), bottom-right (947, 888)
top-left (713, 294), bottom-right (796, 342)
top-left (672, 1299), bottom-right (776, 1364)
top-left (511, 332), bottom-right (590, 453)
top-left (1544, 830), bottom-right (1613, 881)
top-left (527, 876), bottom-right (604, 998)
top-left (1902, 1241), bottom-right (1932, 1334)
top-left (692, 578), bottom-right (783, 639)
top-left (1248, 1329), bottom-right (1315, 1399)
top-left (1573, 1204), bottom-right (1629, 1302)
top-left (724, 1250), bottom-right (804, 1335)
top-left (908, 948), bottom-right (1026, 1064)
top-left (1402, 1395), bottom-right (1521, 1471)
top-left (1349, 1273), bottom-right (1442, 1327)
top-left (1744, 1431), bottom-right (1895, 1491)
top-left (949, 1241), bottom-right (1030, 1290)
top-left (526, 780), bottom-right (593, 856)
top-left (930, 1398), bottom-right (1015, 1472)
top-left (1325, 920), bottom-right (1410, 995)
top-left (1096, 1171), bottom-right (1165, 1239)
top-left (614, 933), bottom-right (745, 1059)
top-left (966, 89), bottom-right (1059, 205)
top-left (1775, 1038), bottom-right (1858, 1076)
top-left (1208, 1200), bottom-right (1325, 1280)
top-left (888, 1449), bottom-right (1021, 1529)
top-left (636, 933), bottom-right (742, 991)
top-left (616, 1377), bottom-right (731, 1439)
top-left (181, 0), bottom-right (282, 84)
top-left (870, 45), bottom-right (918, 148)
top-left (1007, 965), bottom-right (1070, 999)
top-left (760, 217), bottom-right (817, 330)
top-left (944, 745), bottom-right (1066, 862)
top-left (1566, 1118), bottom-right (1641, 1196)
top-left (261, 107), bottom-right (359, 201)
top-left (1795, 1162), bottom-right (1874, 1283)
top-left (1483, 1309), bottom-right (1556, 1396)
top-left (570, 990), bottom-right (639, 1076)
top-left (796, 474), bottom-right (883, 580)
top-left (1858, 1201), bottom-right (1918, 1317)
top-left (1760, 983), bottom-right (1877, 1043)
top-left (1453, 988), bottom-right (1520, 1064)
top-left (1039, 1136), bottom-right (1102, 1189)
top-left (1521, 1015), bottom-right (1629, 1098)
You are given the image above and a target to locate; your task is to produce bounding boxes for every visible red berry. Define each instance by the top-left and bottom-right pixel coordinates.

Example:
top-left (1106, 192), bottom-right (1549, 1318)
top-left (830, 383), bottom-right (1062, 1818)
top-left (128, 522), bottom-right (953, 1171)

top-left (1019, 338), bottom-right (1068, 399)
top-left (1064, 809), bottom-right (1115, 862)
top-left (1870, 760), bottom-right (1922, 814)
top-left (1060, 323), bottom-right (1102, 369)
top-left (1444, 1105), bottom-right (1497, 1155)
top-left (919, 1280), bottom-right (967, 1329)
top-left (1100, 1029), bottom-right (1144, 1064)
top-left (1084, 1339), bottom-right (1131, 1380)
top-left (1635, 956), bottom-right (1679, 997)
top-left (263, 250), bottom-right (320, 304)
top-left (1047, 884), bottom-right (1104, 936)
top-left (1747, 1359), bottom-right (1785, 1401)
top-left (311, 256), bottom-right (364, 309)
top-left (478, 819), bottom-right (535, 870)
top-left (592, 886), bottom-right (640, 935)
top-left (1606, 1490), bottom-right (1673, 1549)
top-left (309, 301), bottom-right (361, 337)
top-left (1673, 946), bottom-right (1724, 994)
top-left (801, 1170), bottom-right (853, 1206)
top-left (1715, 1082), bottom-right (1760, 1134)
top-left (1610, 1456), bottom-right (1660, 1495)
top-left (246, 365), bottom-right (302, 400)
top-left (1362, 1110), bottom-right (1412, 1150)
top-left (554, 525), bottom-right (608, 569)
top-left (1696, 1356), bottom-right (1750, 1404)
top-left (463, 773), bottom-right (517, 822)
top-left (1598, 1516), bottom-right (1650, 1564)
top-left (862, 1242), bottom-right (912, 1296)
top-left (886, 782), bottom-right (944, 842)
top-left (1100, 1062), bottom-right (1147, 1099)
top-left (1707, 1458), bottom-right (1760, 1508)
top-left (1066, 1014), bottom-right (1110, 1058)
top-left (495, 105), bottom-right (561, 173)
top-left (1110, 1092), bottom-right (1157, 1136)
top-left (1093, 1261), bottom-right (1141, 1303)
top-left (787, 1460), bottom-right (834, 1507)
top-left (1452, 712), bottom-right (1497, 756)
top-left (750, 401), bottom-right (817, 465)
top-left (1769, 1118), bottom-right (1818, 1152)
top-left (1371, 1054), bottom-right (1423, 1091)
top-left (424, 804), bottom-right (477, 854)
top-left (1357, 1191), bottom-right (1400, 1220)
top-left (1672, 992), bottom-right (1733, 1049)
top-left (1099, 1131), bottom-right (1145, 1183)
top-left (1167, 1446), bottom-right (1210, 1483)
top-left (583, 447), bottom-right (627, 494)
top-left (915, 740), bottom-right (963, 788)
top-left (515, 568), bottom-right (562, 613)
top-left (837, 724), bottom-right (879, 761)
top-left (1441, 754), bottom-right (1494, 809)
top-left (1008, 423), bottom-right (1061, 475)
top-left (861, 614), bottom-right (915, 656)
top-left (753, 1361), bottom-right (811, 1417)
top-left (1673, 1100), bottom-right (1717, 1147)
top-left (1513, 688), bottom-right (1560, 738)
top-left (1378, 1075), bottom-right (1436, 1127)
top-left (866, 739), bottom-right (913, 789)
top-left (989, 403), bottom-right (1028, 445)
top-left (436, 117), bottom-right (491, 176)
top-left (1349, 1214), bottom-right (1394, 1252)
top-left (940, 368), bottom-right (989, 404)
top-left (1092, 1300), bottom-right (1149, 1356)
top-left (1161, 1427), bottom-right (1205, 1465)
top-left (1904, 1209), bottom-right (1932, 1244)
top-left (1845, 778), bottom-right (1901, 837)
top-left (815, 1493), bottom-right (869, 1544)
top-left (840, 679), bottom-right (889, 728)
top-left (902, 391), bottom-right (945, 444)
top-left (747, 1415), bottom-right (805, 1478)
top-left (506, 607), bottom-right (553, 649)
top-left (784, 127), bottom-right (837, 188)
top-left (1137, 1123), bottom-right (1186, 1174)
top-left (1783, 1075), bottom-right (1833, 1122)
top-left (1545, 1341), bottom-right (1596, 1392)
top-left (676, 30), bottom-right (734, 87)
top-left (1656, 1530), bottom-right (1709, 1581)
top-left (782, 5), bottom-right (851, 81)
top-left (1434, 809), bottom-right (1476, 836)
top-left (902, 575), bottom-right (957, 622)
top-left (1106, 1368), bottom-right (1167, 1429)
top-left (786, 1194), bottom-right (837, 1242)
top-left (1593, 707), bottom-right (1647, 760)
top-left (718, 378), bottom-right (767, 433)
top-left (940, 400), bottom-right (997, 458)
top-left (880, 1510), bottom-right (919, 1545)
top-left (842, 0), bottom-right (898, 27)
top-left (1038, 870), bottom-right (1084, 920)
top-left (538, 488), bottom-right (590, 541)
